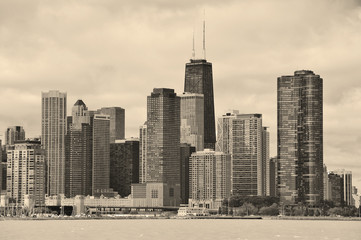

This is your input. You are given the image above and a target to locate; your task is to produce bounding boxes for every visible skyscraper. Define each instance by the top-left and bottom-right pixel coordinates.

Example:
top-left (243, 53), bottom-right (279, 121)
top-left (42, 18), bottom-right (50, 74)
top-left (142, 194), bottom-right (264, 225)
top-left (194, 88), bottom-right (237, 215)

top-left (139, 123), bottom-right (147, 183)
top-left (97, 107), bottom-right (125, 143)
top-left (184, 59), bottom-right (216, 150)
top-left (65, 100), bottom-right (92, 197)
top-left (42, 90), bottom-right (67, 195)
top-left (110, 139), bottom-right (139, 197)
top-left (277, 70), bottom-right (323, 205)
top-left (6, 140), bottom-right (45, 206)
top-left (146, 88), bottom-right (180, 206)
top-left (5, 126), bottom-right (25, 146)
top-left (216, 112), bottom-right (265, 196)
top-left (92, 114), bottom-right (110, 196)
top-left (180, 92), bottom-right (204, 151)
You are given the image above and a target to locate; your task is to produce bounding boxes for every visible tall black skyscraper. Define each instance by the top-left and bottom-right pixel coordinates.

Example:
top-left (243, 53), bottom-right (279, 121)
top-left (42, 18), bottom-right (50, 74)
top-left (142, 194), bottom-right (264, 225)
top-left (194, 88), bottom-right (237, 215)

top-left (277, 70), bottom-right (323, 205)
top-left (184, 59), bottom-right (216, 149)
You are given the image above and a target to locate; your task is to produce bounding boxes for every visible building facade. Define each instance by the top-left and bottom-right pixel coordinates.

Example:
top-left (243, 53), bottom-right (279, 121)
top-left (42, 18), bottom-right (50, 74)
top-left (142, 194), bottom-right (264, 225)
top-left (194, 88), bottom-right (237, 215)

top-left (189, 149), bottom-right (231, 208)
top-left (184, 59), bottom-right (216, 150)
top-left (277, 70), bottom-right (323, 205)
top-left (180, 143), bottom-right (196, 204)
top-left (65, 100), bottom-right (93, 197)
top-left (6, 140), bottom-right (45, 206)
top-left (42, 90), bottom-right (67, 195)
top-left (328, 172), bottom-right (344, 206)
top-left (262, 127), bottom-right (270, 196)
top-left (5, 126), bottom-right (25, 146)
top-left (330, 169), bottom-right (353, 206)
top-left (110, 139), bottom-right (139, 197)
top-left (180, 92), bottom-right (204, 151)
top-left (97, 107), bottom-right (125, 143)
top-left (269, 157), bottom-right (279, 197)
top-left (146, 88), bottom-right (180, 206)
top-left (92, 114), bottom-right (110, 196)
top-left (139, 123), bottom-right (147, 183)
top-left (216, 112), bottom-right (264, 196)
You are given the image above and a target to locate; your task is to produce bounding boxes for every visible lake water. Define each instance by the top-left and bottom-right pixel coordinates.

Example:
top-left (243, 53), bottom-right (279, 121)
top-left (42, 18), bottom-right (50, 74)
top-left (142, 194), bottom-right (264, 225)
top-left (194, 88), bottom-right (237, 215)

top-left (1, 219), bottom-right (360, 240)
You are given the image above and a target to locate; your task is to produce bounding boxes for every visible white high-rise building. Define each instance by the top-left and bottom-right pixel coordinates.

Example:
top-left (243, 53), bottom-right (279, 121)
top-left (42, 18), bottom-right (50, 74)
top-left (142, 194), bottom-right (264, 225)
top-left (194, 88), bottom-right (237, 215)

top-left (7, 140), bottom-right (45, 206)
top-left (42, 90), bottom-right (67, 195)
top-left (189, 149), bottom-right (231, 208)
top-left (216, 112), bottom-right (265, 196)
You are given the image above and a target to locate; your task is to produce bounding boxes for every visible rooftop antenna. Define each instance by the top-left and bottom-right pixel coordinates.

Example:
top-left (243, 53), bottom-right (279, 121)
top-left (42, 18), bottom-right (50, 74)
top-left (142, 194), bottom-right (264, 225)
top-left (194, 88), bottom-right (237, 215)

top-left (202, 9), bottom-right (206, 60)
top-left (192, 29), bottom-right (195, 59)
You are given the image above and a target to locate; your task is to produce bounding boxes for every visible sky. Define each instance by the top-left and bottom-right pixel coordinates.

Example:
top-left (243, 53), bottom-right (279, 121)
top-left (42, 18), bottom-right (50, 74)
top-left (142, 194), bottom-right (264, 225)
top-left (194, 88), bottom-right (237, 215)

top-left (1, 0), bottom-right (361, 192)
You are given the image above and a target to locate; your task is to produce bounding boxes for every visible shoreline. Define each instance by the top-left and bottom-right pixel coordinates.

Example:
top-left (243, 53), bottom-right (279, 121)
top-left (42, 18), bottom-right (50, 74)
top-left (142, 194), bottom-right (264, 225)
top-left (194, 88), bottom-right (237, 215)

top-left (2, 215), bottom-right (361, 221)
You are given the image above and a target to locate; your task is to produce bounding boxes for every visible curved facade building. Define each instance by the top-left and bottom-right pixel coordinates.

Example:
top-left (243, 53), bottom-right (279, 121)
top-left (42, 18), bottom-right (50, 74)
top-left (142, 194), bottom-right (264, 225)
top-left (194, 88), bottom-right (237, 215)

top-left (277, 70), bottom-right (323, 205)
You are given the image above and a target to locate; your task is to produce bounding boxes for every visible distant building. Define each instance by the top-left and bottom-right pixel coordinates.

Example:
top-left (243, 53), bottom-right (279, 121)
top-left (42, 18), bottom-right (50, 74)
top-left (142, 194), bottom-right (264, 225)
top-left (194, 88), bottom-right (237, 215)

top-left (216, 111), bottom-right (265, 196)
top-left (328, 172), bottom-right (344, 206)
top-left (5, 126), bottom-right (25, 146)
top-left (189, 149), bottom-right (231, 209)
top-left (97, 107), bottom-right (125, 143)
top-left (330, 169), bottom-right (353, 206)
top-left (92, 114), bottom-right (110, 196)
top-left (110, 139), bottom-right (139, 197)
top-left (277, 70), bottom-right (323, 205)
top-left (180, 143), bottom-right (196, 204)
top-left (184, 59), bottom-right (216, 150)
top-left (6, 140), bottom-right (45, 206)
top-left (145, 88), bottom-right (180, 206)
top-left (139, 123), bottom-right (147, 183)
top-left (180, 92), bottom-right (204, 151)
top-left (42, 90), bottom-right (67, 196)
top-left (269, 157), bottom-right (278, 197)
top-left (323, 164), bottom-right (329, 201)
top-left (262, 127), bottom-right (270, 196)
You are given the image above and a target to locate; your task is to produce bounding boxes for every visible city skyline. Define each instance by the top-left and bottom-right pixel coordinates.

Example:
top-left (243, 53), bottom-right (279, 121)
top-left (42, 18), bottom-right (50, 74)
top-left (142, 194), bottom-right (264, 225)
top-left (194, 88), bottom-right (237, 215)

top-left (1, 0), bottom-right (361, 191)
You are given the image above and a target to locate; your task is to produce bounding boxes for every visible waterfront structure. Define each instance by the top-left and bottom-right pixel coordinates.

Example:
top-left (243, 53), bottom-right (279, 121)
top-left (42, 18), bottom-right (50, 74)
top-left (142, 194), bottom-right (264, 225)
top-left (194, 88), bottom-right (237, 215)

top-left (184, 59), bottom-right (216, 150)
top-left (180, 143), bottom-right (196, 204)
top-left (110, 139), bottom-right (139, 197)
top-left (330, 169), bottom-right (353, 206)
top-left (5, 126), bottom-right (25, 146)
top-left (180, 93), bottom-right (204, 151)
top-left (92, 114), bottom-right (110, 196)
top-left (269, 157), bottom-right (278, 197)
top-left (65, 100), bottom-right (92, 197)
top-left (262, 127), bottom-right (270, 196)
top-left (216, 111), bottom-right (265, 196)
top-left (139, 123), bottom-right (147, 183)
top-left (277, 70), bottom-right (323, 205)
top-left (146, 88), bottom-right (180, 206)
top-left (189, 149), bottom-right (231, 209)
top-left (6, 140), bottom-right (45, 206)
top-left (97, 107), bottom-right (125, 143)
top-left (42, 90), bottom-right (67, 195)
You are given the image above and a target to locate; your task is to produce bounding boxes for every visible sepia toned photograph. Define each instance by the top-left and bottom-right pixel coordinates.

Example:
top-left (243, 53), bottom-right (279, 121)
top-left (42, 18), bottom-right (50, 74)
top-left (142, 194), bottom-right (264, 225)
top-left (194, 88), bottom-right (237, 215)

top-left (1, 0), bottom-right (360, 239)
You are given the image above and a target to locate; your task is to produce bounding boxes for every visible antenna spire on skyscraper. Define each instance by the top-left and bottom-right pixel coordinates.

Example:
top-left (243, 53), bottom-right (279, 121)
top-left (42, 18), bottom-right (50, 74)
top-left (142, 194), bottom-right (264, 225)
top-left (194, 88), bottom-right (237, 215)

top-left (203, 9), bottom-right (206, 60)
top-left (192, 29), bottom-right (195, 59)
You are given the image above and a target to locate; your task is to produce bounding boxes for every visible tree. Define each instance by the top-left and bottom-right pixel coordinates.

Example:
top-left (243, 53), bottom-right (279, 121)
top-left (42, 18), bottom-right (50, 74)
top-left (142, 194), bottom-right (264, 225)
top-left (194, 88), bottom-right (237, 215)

top-left (259, 203), bottom-right (279, 216)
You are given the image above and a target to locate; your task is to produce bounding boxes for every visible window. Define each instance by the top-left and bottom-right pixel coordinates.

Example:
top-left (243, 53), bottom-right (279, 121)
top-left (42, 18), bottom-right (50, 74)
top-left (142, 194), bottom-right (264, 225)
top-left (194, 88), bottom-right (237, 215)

top-left (169, 188), bottom-right (174, 197)
top-left (151, 189), bottom-right (158, 198)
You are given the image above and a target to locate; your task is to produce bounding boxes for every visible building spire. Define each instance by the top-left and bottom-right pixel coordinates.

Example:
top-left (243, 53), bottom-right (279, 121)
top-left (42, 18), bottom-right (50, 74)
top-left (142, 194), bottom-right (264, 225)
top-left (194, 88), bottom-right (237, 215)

top-left (192, 29), bottom-right (195, 59)
top-left (202, 9), bottom-right (206, 60)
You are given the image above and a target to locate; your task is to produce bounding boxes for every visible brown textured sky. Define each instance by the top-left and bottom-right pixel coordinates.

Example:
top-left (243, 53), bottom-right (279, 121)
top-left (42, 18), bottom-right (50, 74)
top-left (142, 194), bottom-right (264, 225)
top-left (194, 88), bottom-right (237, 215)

top-left (1, 0), bottom-right (361, 191)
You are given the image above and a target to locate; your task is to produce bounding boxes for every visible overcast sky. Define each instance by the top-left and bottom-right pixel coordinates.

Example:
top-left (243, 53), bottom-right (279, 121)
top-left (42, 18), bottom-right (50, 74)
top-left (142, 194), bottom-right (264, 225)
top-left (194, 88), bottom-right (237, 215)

top-left (1, 0), bottom-right (361, 191)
